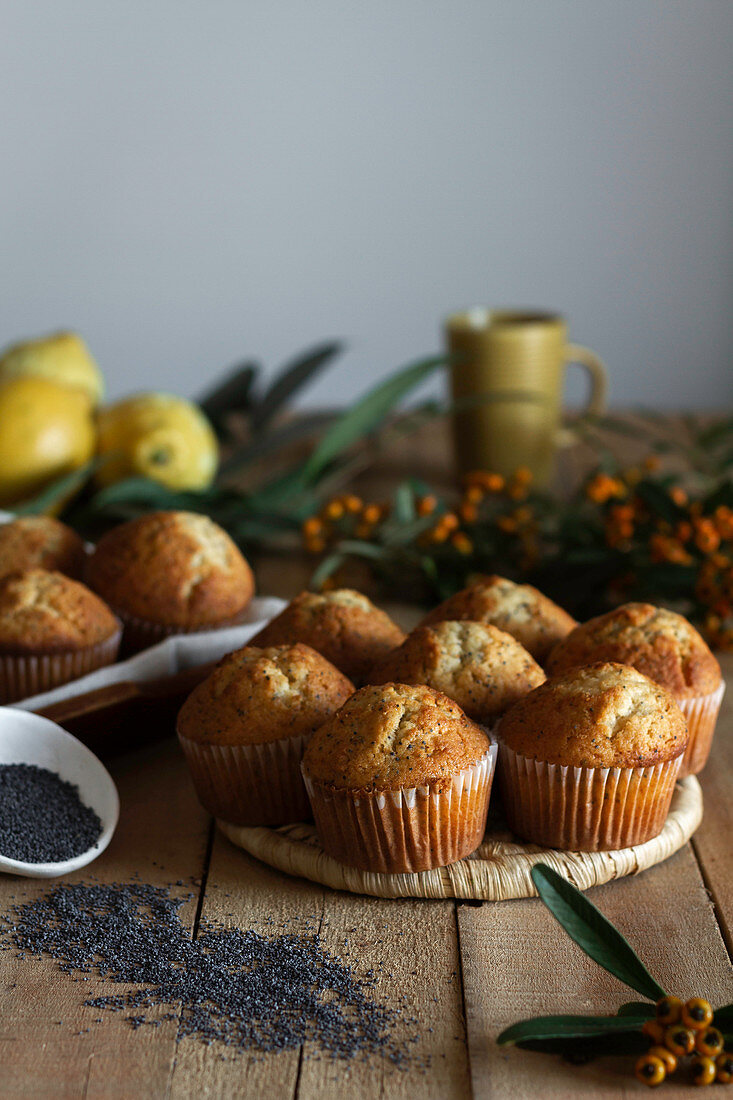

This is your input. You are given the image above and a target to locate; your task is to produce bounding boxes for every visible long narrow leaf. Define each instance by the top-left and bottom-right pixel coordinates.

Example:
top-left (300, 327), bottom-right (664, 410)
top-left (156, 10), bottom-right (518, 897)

top-left (250, 341), bottom-right (344, 433)
top-left (218, 412), bottom-right (339, 477)
top-left (498, 1014), bottom-right (650, 1046)
top-left (531, 865), bottom-right (666, 1001)
top-left (12, 460), bottom-right (98, 516)
top-left (299, 356), bottom-right (445, 484)
top-left (198, 360), bottom-right (260, 433)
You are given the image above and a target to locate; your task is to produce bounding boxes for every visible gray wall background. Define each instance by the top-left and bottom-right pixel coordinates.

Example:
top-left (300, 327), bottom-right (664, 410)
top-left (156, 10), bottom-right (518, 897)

top-left (1, 0), bottom-right (732, 409)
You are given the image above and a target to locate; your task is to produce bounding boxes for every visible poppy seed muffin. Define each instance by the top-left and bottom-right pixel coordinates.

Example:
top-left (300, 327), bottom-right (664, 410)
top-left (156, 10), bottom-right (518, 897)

top-left (302, 682), bottom-right (496, 873)
top-left (497, 662), bottom-right (688, 850)
top-left (86, 511), bottom-right (255, 653)
top-left (419, 575), bottom-right (576, 664)
top-left (0, 516), bottom-right (86, 580)
top-left (177, 643), bottom-right (354, 826)
top-left (0, 569), bottom-right (121, 702)
top-left (546, 603), bottom-right (723, 777)
top-left (248, 589), bottom-right (405, 683)
top-left (368, 620), bottom-right (545, 723)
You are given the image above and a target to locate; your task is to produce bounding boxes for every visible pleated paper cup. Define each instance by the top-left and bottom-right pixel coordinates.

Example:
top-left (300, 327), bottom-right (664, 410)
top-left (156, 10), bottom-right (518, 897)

top-left (177, 730), bottom-right (312, 827)
top-left (302, 744), bottom-right (497, 874)
top-left (0, 627), bottom-right (122, 705)
top-left (498, 741), bottom-right (683, 851)
top-left (116, 606), bottom-right (251, 656)
top-left (677, 681), bottom-right (725, 778)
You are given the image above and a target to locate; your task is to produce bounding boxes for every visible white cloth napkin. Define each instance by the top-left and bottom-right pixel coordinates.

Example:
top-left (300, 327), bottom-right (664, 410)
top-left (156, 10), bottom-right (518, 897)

top-left (13, 596), bottom-right (287, 712)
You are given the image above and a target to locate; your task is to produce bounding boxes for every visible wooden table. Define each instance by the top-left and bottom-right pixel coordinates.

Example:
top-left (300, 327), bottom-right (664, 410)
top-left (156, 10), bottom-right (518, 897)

top-left (2, 419), bottom-right (733, 1098)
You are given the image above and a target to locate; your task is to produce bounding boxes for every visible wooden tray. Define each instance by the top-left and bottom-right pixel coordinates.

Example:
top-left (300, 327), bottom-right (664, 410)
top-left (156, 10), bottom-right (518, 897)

top-left (218, 776), bottom-right (702, 901)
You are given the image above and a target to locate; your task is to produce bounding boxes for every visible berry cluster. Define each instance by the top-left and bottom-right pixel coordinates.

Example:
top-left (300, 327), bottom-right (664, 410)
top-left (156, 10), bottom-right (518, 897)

top-left (636, 998), bottom-right (733, 1087)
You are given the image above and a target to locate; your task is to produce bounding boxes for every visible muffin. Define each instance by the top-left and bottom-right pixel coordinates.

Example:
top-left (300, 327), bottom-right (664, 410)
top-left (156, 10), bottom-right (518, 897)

top-left (546, 603), bottom-right (724, 777)
top-left (302, 682), bottom-right (497, 873)
top-left (368, 620), bottom-right (545, 724)
top-left (419, 575), bottom-right (576, 664)
top-left (177, 643), bottom-right (354, 826)
top-left (248, 589), bottom-right (406, 683)
top-left (496, 662), bottom-right (688, 851)
top-left (0, 569), bottom-right (121, 702)
top-left (86, 511), bottom-right (255, 653)
top-left (0, 516), bottom-right (86, 579)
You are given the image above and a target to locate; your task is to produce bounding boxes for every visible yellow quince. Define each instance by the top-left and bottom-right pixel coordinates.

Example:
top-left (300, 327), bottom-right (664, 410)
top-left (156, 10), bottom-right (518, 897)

top-left (0, 331), bottom-right (105, 406)
top-left (96, 393), bottom-right (218, 491)
top-left (0, 376), bottom-right (96, 507)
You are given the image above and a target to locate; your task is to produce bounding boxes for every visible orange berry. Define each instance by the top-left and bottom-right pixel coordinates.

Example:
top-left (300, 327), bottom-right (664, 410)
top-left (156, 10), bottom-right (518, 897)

top-left (305, 536), bottom-right (326, 554)
top-left (682, 999), bottom-right (714, 1031)
top-left (362, 504), bottom-right (382, 525)
top-left (343, 494), bottom-right (362, 514)
top-left (464, 485), bottom-right (483, 504)
top-left (459, 503), bottom-right (478, 524)
top-left (664, 1026), bottom-right (696, 1056)
top-left (302, 517), bottom-right (323, 537)
top-left (451, 533), bottom-right (473, 555)
top-left (325, 500), bottom-right (345, 520)
top-left (417, 495), bottom-right (437, 517)
top-left (691, 1055), bottom-right (717, 1086)
top-left (695, 1027), bottom-right (724, 1057)
top-left (715, 1052), bottom-right (733, 1083)
top-left (635, 1054), bottom-right (666, 1087)
top-left (441, 512), bottom-right (459, 532)
top-left (643, 1019), bottom-right (667, 1044)
top-left (656, 996), bottom-right (683, 1026)
top-left (648, 1046), bottom-right (677, 1074)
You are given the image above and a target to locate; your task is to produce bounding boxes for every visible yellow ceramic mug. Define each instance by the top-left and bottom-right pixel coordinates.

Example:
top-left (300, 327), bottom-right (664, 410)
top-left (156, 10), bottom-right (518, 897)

top-left (446, 308), bottom-right (607, 486)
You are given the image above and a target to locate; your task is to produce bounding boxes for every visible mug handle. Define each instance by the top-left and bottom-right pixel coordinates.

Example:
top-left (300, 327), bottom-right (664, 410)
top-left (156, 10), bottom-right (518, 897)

top-left (556, 344), bottom-right (608, 446)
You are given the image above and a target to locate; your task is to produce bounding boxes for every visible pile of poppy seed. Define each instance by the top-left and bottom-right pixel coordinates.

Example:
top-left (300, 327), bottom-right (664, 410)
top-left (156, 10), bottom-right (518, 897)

top-left (0, 764), bottom-right (102, 863)
top-left (1, 880), bottom-right (417, 1064)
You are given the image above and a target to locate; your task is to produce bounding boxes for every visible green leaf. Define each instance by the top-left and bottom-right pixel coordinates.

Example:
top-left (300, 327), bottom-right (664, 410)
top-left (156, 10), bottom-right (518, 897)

top-left (616, 1001), bottom-right (655, 1018)
top-left (197, 360), bottom-right (260, 433)
top-left (86, 476), bottom-right (187, 509)
top-left (393, 483), bottom-right (417, 524)
top-left (250, 341), bottom-right (344, 433)
top-left (518, 1032), bottom-right (648, 1060)
top-left (11, 460), bottom-right (98, 516)
top-left (299, 355), bottom-right (446, 484)
top-left (219, 412), bottom-right (340, 477)
top-left (714, 1004), bottom-right (733, 1027)
top-left (530, 864), bottom-right (666, 1001)
top-left (497, 1014), bottom-right (649, 1046)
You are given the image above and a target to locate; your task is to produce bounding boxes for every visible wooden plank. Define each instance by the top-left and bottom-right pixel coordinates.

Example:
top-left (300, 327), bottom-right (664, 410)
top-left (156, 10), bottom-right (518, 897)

top-left (0, 739), bottom-right (210, 1100)
top-left (168, 829), bottom-right (470, 1100)
top-left (691, 651), bottom-right (733, 956)
top-left (458, 846), bottom-right (733, 1098)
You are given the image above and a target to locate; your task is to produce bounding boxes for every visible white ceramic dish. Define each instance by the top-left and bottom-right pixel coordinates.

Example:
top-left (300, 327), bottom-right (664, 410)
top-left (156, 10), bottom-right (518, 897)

top-left (0, 707), bottom-right (119, 877)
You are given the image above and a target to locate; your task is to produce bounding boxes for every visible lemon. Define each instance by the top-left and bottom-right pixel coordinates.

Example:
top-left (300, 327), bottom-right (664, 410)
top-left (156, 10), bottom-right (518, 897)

top-left (0, 377), bottom-right (96, 507)
top-left (96, 393), bottom-right (219, 491)
top-left (0, 331), bottom-right (105, 406)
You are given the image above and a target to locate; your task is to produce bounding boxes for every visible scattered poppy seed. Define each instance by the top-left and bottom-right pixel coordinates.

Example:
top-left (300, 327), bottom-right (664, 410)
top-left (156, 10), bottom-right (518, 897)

top-left (0, 764), bottom-right (102, 863)
top-left (2, 881), bottom-right (419, 1065)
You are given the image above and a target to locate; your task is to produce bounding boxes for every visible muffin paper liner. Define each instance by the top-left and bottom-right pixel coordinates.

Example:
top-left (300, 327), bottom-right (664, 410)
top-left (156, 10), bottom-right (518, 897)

top-left (677, 681), bottom-right (725, 778)
top-left (0, 628), bottom-right (122, 705)
top-left (177, 731), bottom-right (312, 827)
top-left (302, 744), bottom-right (498, 874)
top-left (497, 741), bottom-right (683, 851)
top-left (115, 606), bottom-right (251, 656)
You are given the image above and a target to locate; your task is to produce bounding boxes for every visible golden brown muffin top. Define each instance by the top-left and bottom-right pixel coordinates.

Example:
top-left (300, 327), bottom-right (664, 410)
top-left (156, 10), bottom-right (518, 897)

top-left (0, 569), bottom-right (120, 653)
top-left (545, 602), bottom-right (721, 698)
top-left (177, 642), bottom-right (354, 746)
top-left (0, 517), bottom-right (86, 580)
top-left (368, 620), bottom-right (545, 722)
top-left (419, 575), bottom-right (576, 663)
top-left (498, 662), bottom-right (688, 768)
top-left (248, 589), bottom-right (406, 682)
top-left (302, 681), bottom-right (491, 791)
top-left (86, 511), bottom-right (254, 627)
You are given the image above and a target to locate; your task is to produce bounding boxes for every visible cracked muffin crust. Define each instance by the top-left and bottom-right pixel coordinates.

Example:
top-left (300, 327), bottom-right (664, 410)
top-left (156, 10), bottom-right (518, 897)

top-left (497, 661), bottom-right (688, 769)
top-left (419, 575), bottom-right (576, 663)
top-left (302, 681), bottom-right (491, 791)
top-left (0, 569), bottom-right (120, 652)
top-left (177, 642), bottom-right (354, 746)
top-left (367, 620), bottom-right (545, 722)
top-left (546, 602), bottom-right (721, 699)
top-left (248, 589), bottom-right (405, 682)
top-left (0, 517), bottom-right (86, 580)
top-left (86, 511), bottom-right (254, 628)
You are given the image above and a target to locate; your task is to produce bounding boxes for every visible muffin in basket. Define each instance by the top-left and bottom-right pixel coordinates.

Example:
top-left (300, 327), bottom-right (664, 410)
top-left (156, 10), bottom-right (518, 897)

top-left (86, 511), bottom-right (255, 653)
top-left (546, 603), bottom-right (724, 777)
top-left (248, 589), bottom-right (405, 683)
top-left (301, 682), bottom-right (497, 874)
top-left (496, 662), bottom-right (688, 852)
top-left (367, 620), bottom-right (545, 724)
top-left (0, 516), bottom-right (86, 579)
top-left (419, 575), bottom-right (576, 664)
top-left (177, 643), bottom-right (354, 827)
top-left (0, 569), bottom-right (121, 702)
